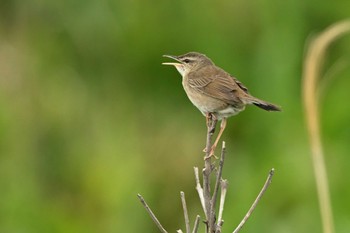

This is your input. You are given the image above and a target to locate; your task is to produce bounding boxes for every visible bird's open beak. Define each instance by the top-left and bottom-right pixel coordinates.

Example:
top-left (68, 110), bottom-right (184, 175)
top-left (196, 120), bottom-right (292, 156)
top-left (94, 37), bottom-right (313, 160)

top-left (162, 55), bottom-right (182, 66)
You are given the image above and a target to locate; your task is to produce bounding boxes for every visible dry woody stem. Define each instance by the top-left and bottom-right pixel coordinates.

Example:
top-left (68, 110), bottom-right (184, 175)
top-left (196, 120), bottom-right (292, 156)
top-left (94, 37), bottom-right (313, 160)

top-left (138, 113), bottom-right (275, 232)
top-left (232, 169), bottom-right (275, 233)
top-left (137, 194), bottom-right (168, 233)
top-left (192, 215), bottom-right (201, 233)
top-left (180, 191), bottom-right (191, 233)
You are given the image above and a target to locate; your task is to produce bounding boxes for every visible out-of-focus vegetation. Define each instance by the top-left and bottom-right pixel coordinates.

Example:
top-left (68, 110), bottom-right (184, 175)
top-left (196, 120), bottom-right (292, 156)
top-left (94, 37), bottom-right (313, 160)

top-left (0, 1), bottom-right (349, 233)
top-left (303, 21), bottom-right (350, 233)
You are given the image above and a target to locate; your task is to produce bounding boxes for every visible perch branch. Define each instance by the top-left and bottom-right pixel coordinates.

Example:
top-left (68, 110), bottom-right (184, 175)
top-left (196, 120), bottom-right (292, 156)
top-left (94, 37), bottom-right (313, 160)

top-left (137, 194), bottom-right (168, 233)
top-left (180, 191), bottom-right (191, 233)
top-left (232, 168), bottom-right (275, 233)
top-left (203, 115), bottom-right (217, 232)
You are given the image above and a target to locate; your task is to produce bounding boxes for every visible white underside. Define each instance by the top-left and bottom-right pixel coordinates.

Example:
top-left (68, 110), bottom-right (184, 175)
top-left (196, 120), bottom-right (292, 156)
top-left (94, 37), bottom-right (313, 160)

top-left (208, 106), bottom-right (245, 120)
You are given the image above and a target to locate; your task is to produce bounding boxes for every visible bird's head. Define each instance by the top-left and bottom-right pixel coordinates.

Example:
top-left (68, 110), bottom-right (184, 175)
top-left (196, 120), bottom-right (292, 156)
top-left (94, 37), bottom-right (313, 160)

top-left (162, 52), bottom-right (213, 76)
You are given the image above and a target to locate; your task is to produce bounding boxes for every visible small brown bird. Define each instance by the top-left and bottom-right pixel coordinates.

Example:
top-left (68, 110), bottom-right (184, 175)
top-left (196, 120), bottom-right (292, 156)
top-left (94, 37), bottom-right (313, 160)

top-left (163, 52), bottom-right (281, 157)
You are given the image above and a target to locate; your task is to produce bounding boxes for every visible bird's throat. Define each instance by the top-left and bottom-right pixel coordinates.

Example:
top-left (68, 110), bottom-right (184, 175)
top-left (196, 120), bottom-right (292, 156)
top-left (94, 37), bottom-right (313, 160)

top-left (175, 65), bottom-right (187, 77)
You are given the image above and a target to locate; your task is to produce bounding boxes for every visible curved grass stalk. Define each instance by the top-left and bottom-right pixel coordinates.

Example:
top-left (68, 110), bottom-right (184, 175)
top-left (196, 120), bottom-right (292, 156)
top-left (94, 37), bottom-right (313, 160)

top-left (302, 20), bottom-right (350, 233)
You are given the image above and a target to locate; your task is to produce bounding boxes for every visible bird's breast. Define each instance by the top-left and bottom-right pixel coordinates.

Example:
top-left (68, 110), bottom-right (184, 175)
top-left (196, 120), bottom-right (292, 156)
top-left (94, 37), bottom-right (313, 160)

top-left (182, 79), bottom-right (232, 115)
top-left (182, 77), bottom-right (245, 119)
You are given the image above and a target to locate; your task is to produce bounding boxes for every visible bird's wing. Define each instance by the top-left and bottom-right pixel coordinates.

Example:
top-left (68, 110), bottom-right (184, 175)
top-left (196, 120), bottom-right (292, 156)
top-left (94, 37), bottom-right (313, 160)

top-left (187, 67), bottom-right (248, 105)
top-left (232, 76), bottom-right (249, 94)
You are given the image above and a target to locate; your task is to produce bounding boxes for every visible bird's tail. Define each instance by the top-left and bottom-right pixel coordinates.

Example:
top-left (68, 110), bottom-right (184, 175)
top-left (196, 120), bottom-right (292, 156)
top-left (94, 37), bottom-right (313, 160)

top-left (244, 96), bottom-right (281, 112)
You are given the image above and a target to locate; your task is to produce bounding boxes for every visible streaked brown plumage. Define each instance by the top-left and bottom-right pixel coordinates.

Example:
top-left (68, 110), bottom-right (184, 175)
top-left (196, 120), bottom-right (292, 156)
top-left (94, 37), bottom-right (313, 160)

top-left (163, 52), bottom-right (281, 157)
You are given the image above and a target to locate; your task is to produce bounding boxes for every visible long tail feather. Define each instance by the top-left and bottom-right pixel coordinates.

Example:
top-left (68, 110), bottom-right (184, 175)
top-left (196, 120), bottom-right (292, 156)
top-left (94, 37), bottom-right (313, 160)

top-left (244, 96), bottom-right (281, 111)
top-left (253, 101), bottom-right (281, 111)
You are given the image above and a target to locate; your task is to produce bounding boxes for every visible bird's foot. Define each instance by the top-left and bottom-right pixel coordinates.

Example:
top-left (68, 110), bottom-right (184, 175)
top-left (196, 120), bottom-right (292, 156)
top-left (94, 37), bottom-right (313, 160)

top-left (203, 147), bottom-right (218, 160)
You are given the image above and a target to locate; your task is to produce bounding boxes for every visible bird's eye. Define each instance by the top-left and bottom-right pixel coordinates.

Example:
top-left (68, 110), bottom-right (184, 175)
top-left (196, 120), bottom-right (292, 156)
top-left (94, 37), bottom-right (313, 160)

top-left (183, 59), bottom-right (191, 63)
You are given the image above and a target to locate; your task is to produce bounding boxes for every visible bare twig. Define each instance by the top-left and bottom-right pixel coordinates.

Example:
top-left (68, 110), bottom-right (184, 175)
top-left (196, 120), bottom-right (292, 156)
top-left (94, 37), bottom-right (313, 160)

top-left (211, 141), bottom-right (226, 217)
top-left (218, 179), bottom-right (228, 225)
top-left (192, 215), bottom-right (200, 233)
top-left (180, 191), bottom-right (191, 233)
top-left (215, 179), bottom-right (228, 233)
top-left (232, 168), bottom-right (275, 233)
top-left (137, 194), bottom-right (168, 233)
top-left (194, 167), bottom-right (206, 218)
top-left (302, 20), bottom-right (350, 233)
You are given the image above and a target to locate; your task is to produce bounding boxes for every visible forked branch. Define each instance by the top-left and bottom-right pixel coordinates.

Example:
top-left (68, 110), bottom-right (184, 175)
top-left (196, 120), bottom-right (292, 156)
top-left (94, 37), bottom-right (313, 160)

top-left (138, 114), bottom-right (275, 233)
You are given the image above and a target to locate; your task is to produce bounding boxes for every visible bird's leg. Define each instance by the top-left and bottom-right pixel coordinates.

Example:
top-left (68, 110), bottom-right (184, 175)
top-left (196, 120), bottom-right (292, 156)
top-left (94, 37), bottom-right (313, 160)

top-left (207, 118), bottom-right (227, 158)
top-left (203, 113), bottom-right (217, 153)
top-left (207, 113), bottom-right (217, 133)
top-left (205, 112), bottom-right (210, 128)
top-left (205, 112), bottom-right (214, 130)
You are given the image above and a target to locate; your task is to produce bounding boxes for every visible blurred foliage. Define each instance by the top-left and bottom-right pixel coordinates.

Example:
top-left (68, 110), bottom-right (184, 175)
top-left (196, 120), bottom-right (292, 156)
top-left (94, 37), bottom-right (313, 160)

top-left (0, 0), bottom-right (350, 232)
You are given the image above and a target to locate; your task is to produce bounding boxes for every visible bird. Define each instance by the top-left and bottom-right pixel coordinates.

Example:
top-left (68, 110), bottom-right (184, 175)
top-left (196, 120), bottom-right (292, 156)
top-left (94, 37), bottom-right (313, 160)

top-left (162, 52), bottom-right (281, 158)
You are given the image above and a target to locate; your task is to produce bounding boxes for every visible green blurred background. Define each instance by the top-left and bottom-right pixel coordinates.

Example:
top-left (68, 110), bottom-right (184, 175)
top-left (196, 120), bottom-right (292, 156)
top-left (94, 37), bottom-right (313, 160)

top-left (0, 0), bottom-right (350, 232)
